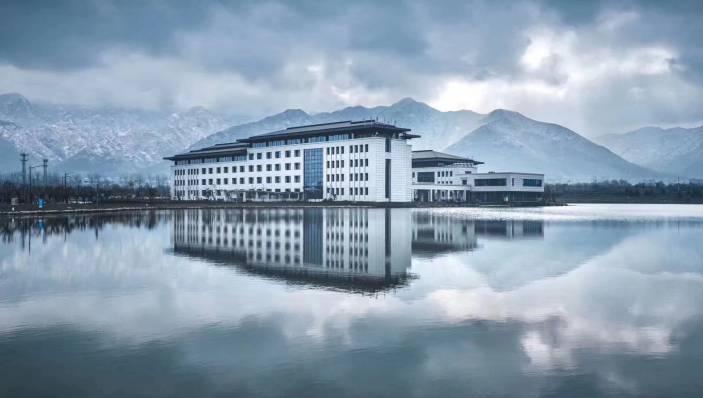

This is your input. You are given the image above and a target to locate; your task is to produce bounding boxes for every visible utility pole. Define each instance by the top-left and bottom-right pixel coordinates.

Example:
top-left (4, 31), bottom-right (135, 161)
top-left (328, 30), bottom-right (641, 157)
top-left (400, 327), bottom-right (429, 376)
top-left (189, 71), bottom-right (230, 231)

top-left (63, 172), bottom-right (73, 204)
top-left (28, 164), bottom-right (42, 205)
top-left (20, 153), bottom-right (27, 185)
top-left (42, 159), bottom-right (48, 187)
top-left (20, 153), bottom-right (28, 203)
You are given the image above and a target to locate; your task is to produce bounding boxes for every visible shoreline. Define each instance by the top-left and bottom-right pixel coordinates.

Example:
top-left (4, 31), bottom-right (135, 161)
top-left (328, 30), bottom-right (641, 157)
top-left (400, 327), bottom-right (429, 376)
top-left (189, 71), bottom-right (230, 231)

top-left (4, 199), bottom-right (703, 218)
top-left (0, 200), bottom-right (551, 217)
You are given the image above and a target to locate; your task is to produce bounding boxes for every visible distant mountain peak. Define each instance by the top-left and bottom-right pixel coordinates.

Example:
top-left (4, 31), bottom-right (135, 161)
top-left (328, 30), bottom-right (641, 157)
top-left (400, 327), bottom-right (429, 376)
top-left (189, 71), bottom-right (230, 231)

top-left (279, 108), bottom-right (308, 117)
top-left (0, 92), bottom-right (34, 121)
top-left (390, 97), bottom-right (437, 112)
top-left (486, 108), bottom-right (528, 122)
top-left (0, 92), bottom-right (30, 104)
top-left (393, 97), bottom-right (420, 105)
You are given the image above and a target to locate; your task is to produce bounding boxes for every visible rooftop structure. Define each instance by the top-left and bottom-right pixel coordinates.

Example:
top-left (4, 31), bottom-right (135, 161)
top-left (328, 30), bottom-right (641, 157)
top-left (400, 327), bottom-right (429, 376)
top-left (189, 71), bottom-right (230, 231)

top-left (411, 150), bottom-right (483, 168)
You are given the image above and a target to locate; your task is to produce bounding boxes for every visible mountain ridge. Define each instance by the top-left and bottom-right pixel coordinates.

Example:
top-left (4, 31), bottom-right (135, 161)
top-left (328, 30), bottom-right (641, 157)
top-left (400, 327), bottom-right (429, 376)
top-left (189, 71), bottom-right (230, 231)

top-left (596, 126), bottom-right (703, 178)
top-left (0, 93), bottom-right (682, 181)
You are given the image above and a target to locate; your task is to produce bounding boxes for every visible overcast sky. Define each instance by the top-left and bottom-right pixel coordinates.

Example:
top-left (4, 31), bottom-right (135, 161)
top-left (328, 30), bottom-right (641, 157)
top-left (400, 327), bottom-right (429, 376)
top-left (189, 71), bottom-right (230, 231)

top-left (1, 0), bottom-right (702, 136)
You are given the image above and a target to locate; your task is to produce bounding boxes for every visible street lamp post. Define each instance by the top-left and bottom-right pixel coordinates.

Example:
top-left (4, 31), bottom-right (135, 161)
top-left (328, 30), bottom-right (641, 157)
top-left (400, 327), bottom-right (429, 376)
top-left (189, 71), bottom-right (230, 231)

top-left (63, 172), bottom-right (74, 204)
top-left (28, 164), bottom-right (42, 205)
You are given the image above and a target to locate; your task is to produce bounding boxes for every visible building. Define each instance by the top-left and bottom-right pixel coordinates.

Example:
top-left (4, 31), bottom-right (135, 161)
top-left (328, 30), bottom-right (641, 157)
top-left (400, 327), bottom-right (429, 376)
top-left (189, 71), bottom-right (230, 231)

top-left (171, 208), bottom-right (412, 292)
top-left (165, 120), bottom-right (417, 202)
top-left (411, 150), bottom-right (544, 204)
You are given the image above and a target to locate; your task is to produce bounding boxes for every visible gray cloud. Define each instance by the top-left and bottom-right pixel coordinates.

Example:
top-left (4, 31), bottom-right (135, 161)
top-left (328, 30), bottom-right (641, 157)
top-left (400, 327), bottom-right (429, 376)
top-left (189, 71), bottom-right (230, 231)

top-left (0, 0), bottom-right (701, 135)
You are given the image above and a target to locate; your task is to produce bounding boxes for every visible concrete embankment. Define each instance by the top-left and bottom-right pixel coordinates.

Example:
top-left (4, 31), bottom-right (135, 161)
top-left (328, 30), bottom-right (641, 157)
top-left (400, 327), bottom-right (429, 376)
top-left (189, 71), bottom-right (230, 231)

top-left (0, 200), bottom-right (550, 217)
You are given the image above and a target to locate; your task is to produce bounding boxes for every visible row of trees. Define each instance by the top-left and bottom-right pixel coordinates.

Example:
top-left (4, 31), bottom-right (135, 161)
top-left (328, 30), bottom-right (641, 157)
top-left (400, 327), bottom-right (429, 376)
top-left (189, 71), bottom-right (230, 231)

top-left (0, 172), bottom-right (170, 205)
top-left (546, 180), bottom-right (703, 203)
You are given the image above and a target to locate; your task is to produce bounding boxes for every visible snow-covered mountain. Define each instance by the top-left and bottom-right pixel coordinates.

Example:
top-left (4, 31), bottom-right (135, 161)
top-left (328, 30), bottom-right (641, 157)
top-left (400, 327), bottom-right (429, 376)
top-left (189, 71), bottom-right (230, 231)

top-left (0, 93), bottom-right (671, 181)
top-left (596, 126), bottom-right (703, 179)
top-left (446, 110), bottom-right (659, 182)
top-left (196, 99), bottom-right (657, 182)
top-left (192, 97), bottom-right (484, 151)
top-left (0, 93), bottom-right (237, 175)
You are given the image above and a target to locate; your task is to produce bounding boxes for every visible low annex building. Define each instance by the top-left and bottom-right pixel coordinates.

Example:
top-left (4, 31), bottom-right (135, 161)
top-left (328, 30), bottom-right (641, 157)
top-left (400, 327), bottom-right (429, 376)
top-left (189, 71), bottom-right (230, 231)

top-left (411, 150), bottom-right (544, 203)
top-left (165, 120), bottom-right (417, 203)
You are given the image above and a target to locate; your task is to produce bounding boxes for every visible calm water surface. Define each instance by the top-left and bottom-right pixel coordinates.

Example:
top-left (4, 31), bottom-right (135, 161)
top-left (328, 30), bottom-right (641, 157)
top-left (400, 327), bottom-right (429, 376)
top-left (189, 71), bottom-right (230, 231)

top-left (1, 204), bottom-right (703, 397)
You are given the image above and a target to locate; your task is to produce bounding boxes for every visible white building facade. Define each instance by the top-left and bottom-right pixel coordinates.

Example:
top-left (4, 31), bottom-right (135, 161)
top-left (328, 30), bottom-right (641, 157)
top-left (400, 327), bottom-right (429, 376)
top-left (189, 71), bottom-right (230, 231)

top-left (411, 150), bottom-right (545, 204)
top-left (166, 120), bottom-right (417, 203)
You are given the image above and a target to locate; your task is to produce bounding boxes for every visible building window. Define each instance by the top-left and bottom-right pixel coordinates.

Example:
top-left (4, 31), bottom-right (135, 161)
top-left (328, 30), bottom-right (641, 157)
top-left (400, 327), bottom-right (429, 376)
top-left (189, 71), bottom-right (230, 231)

top-left (257, 153), bottom-right (262, 160)
top-left (303, 147), bottom-right (324, 195)
top-left (385, 159), bottom-right (391, 198)
top-left (294, 162), bottom-right (301, 170)
top-left (248, 154), bottom-right (254, 160)
top-left (294, 150), bottom-right (300, 157)
top-left (523, 178), bottom-right (542, 187)
top-left (417, 172), bottom-right (434, 183)
top-left (285, 150), bottom-right (291, 157)
top-left (266, 152), bottom-right (272, 159)
top-left (385, 138), bottom-right (391, 152)
top-left (475, 178), bottom-right (507, 186)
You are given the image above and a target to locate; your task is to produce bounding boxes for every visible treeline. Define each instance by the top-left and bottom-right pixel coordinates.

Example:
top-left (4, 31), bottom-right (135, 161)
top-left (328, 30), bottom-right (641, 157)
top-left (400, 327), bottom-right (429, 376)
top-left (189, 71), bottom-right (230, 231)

top-left (546, 180), bottom-right (703, 203)
top-left (0, 172), bottom-right (169, 204)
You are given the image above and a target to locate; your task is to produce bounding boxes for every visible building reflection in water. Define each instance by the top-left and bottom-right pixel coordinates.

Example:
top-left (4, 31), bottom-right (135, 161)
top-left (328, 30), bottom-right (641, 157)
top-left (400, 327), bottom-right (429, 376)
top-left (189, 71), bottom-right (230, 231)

top-left (411, 211), bottom-right (544, 256)
top-left (171, 208), bottom-right (413, 293)
top-left (171, 208), bottom-right (545, 292)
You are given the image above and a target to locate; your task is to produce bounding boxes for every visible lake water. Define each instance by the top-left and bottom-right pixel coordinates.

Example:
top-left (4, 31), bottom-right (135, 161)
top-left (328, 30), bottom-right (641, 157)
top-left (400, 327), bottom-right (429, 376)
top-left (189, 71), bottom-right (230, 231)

top-left (1, 204), bottom-right (703, 397)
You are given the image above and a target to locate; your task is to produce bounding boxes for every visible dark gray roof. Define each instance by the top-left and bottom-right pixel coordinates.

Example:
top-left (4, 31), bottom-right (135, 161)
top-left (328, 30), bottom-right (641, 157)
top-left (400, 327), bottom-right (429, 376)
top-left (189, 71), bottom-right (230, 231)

top-left (240, 119), bottom-right (416, 142)
top-left (165, 120), bottom-right (417, 161)
top-left (412, 150), bottom-right (483, 164)
top-left (164, 142), bottom-right (249, 161)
